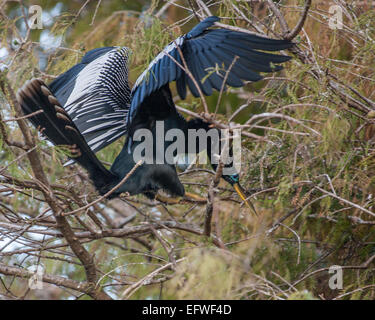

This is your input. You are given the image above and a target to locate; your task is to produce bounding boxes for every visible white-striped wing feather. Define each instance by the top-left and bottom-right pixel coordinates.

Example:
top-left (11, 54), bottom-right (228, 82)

top-left (53, 46), bottom-right (131, 154)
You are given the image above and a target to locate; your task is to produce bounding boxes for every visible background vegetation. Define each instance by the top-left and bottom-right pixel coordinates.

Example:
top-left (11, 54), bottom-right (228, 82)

top-left (0, 0), bottom-right (375, 300)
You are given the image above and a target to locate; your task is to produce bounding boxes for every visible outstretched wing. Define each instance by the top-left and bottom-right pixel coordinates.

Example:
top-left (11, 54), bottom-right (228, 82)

top-left (129, 16), bottom-right (293, 124)
top-left (49, 46), bottom-right (131, 153)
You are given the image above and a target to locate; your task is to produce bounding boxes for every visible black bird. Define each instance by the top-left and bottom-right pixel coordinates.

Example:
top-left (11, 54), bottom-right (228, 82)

top-left (16, 16), bottom-right (292, 212)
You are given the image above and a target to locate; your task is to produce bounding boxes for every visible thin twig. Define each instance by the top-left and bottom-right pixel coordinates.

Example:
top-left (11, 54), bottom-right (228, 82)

top-left (62, 160), bottom-right (143, 216)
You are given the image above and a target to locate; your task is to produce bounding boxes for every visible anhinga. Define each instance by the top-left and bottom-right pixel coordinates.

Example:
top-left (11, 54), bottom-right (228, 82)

top-left (16, 16), bottom-right (292, 213)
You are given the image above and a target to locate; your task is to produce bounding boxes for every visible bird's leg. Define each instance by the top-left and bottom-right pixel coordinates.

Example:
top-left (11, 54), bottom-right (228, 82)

top-left (155, 192), bottom-right (206, 204)
top-left (184, 192), bottom-right (206, 202)
top-left (155, 194), bottom-right (182, 204)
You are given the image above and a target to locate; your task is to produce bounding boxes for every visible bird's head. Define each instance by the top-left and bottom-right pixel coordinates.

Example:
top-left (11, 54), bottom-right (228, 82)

top-left (222, 173), bottom-right (258, 216)
top-left (186, 118), bottom-right (258, 216)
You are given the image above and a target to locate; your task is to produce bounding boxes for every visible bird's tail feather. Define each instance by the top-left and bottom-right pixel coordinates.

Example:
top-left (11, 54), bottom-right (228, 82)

top-left (16, 78), bottom-right (117, 192)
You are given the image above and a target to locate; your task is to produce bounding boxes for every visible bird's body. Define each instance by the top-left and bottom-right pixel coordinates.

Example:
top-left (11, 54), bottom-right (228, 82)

top-left (16, 16), bottom-right (293, 209)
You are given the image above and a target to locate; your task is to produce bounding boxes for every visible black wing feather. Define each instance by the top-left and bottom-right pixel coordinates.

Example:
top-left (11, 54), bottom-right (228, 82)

top-left (129, 16), bottom-right (293, 124)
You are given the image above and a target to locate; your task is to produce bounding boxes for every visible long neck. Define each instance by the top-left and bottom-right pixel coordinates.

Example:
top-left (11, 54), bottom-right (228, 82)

top-left (185, 118), bottom-right (238, 180)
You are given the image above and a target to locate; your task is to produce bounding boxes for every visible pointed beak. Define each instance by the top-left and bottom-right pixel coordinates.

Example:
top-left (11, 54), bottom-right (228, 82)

top-left (233, 183), bottom-right (258, 216)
